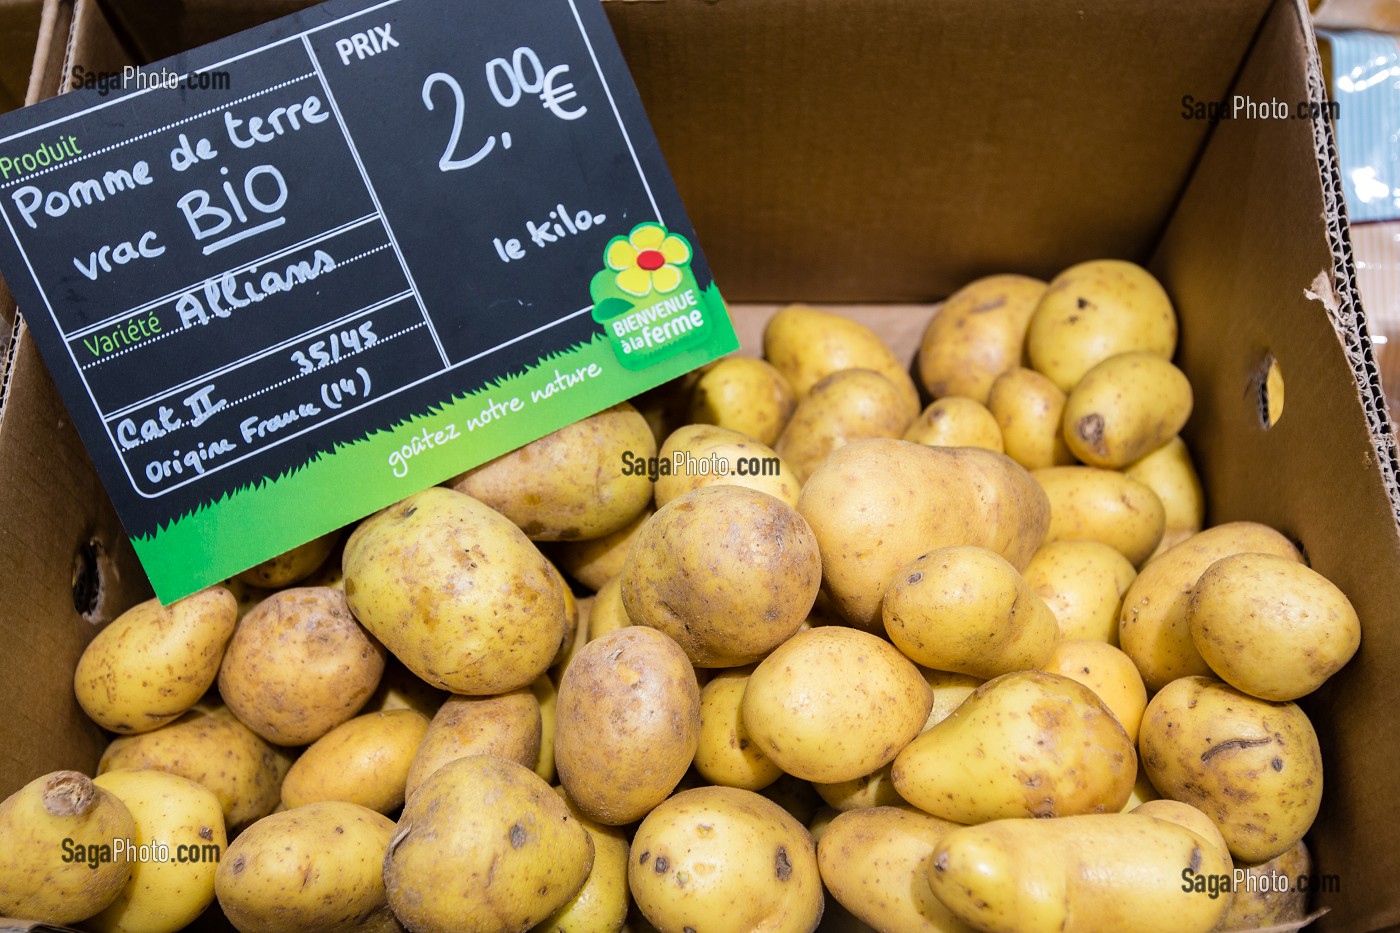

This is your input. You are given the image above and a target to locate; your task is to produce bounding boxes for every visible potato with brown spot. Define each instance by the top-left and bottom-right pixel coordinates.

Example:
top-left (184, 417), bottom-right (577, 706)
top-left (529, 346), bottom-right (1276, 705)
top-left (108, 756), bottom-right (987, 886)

top-left (281, 709), bottom-right (429, 813)
top-left (775, 369), bottom-right (916, 482)
top-left (1217, 839), bottom-right (1311, 930)
top-left (403, 688), bottom-right (542, 800)
top-left (536, 786), bottom-right (631, 933)
top-left (1023, 540), bottom-right (1136, 644)
top-left (655, 424), bottom-right (801, 508)
top-left (987, 367), bottom-right (1075, 470)
top-left (918, 273), bottom-right (1046, 403)
top-left (451, 402), bottom-right (655, 540)
top-left (813, 763), bottom-right (905, 812)
top-left (1033, 466), bottom-right (1165, 566)
top-left (687, 356), bottom-right (797, 446)
top-left (695, 667), bottom-right (784, 791)
top-left (556, 627), bottom-right (700, 825)
top-left (1041, 640), bottom-right (1147, 743)
top-left (74, 586), bottom-right (237, 735)
top-left (903, 397), bottom-right (1005, 452)
top-left (1062, 352), bottom-right (1193, 468)
top-left (236, 531), bottom-right (339, 588)
top-left (218, 586), bottom-right (385, 745)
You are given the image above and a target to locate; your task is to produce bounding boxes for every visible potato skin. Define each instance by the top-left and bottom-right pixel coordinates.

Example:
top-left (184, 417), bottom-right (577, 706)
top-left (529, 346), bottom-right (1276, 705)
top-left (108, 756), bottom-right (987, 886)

top-left (343, 487), bottom-right (569, 696)
top-left (629, 786), bottom-right (823, 933)
top-left (1023, 540), bottom-right (1136, 643)
top-left (451, 402), bottom-right (655, 541)
top-left (688, 356), bottom-right (797, 446)
top-left (1217, 839), bottom-right (1311, 930)
top-left (775, 369), bottom-right (916, 482)
top-left (903, 397), bottom-right (1005, 452)
top-left (1033, 466), bottom-right (1166, 566)
top-left (556, 627), bottom-right (700, 825)
top-left (537, 787), bottom-right (630, 933)
top-left (655, 424), bottom-right (801, 509)
top-left (403, 689), bottom-right (542, 800)
top-left (918, 274), bottom-right (1045, 403)
top-left (1138, 676), bottom-right (1323, 863)
top-left (1062, 352), bottom-right (1193, 468)
top-left (695, 667), bottom-right (784, 791)
top-left (74, 587), bottom-right (237, 734)
top-left (553, 506), bottom-right (653, 592)
top-left (1041, 640), bottom-right (1147, 743)
top-left (987, 368), bottom-right (1074, 470)
top-left (281, 709), bottom-right (429, 813)
top-left (236, 531), bottom-right (338, 588)
top-left (1124, 436), bottom-right (1204, 557)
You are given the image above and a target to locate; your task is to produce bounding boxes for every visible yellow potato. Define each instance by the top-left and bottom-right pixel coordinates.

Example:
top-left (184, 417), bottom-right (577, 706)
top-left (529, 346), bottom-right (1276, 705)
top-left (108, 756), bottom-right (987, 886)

top-left (764, 303), bottom-right (921, 418)
top-left (799, 439), bottom-right (1050, 632)
top-left (687, 356), bottom-right (797, 446)
top-left (556, 627), bottom-right (700, 824)
top-left (743, 626), bottom-right (931, 784)
top-left (404, 688), bottom-right (542, 800)
top-left (695, 667), bottom-right (784, 791)
top-left (818, 806), bottom-right (973, 933)
top-left (360, 658), bottom-right (449, 719)
top-left (1218, 839), bottom-right (1311, 930)
top-left (1130, 799), bottom-right (1231, 864)
top-left (1138, 676), bottom-right (1322, 863)
top-left (1023, 540), bottom-right (1136, 643)
top-left (549, 557), bottom-right (580, 669)
top-left (235, 531), bottom-right (339, 588)
top-left (622, 485), bottom-right (820, 667)
top-left (808, 807), bottom-right (841, 843)
top-left (883, 546), bottom-right (1060, 678)
top-left (1121, 766), bottom-right (1162, 811)
top-left (654, 424), bottom-right (801, 509)
top-left (1118, 522), bottom-right (1302, 692)
top-left (537, 787), bottom-right (631, 933)
top-left (89, 769), bottom-right (227, 933)
top-left (1041, 640), bottom-right (1147, 743)
top-left (554, 506), bottom-right (653, 591)
top-left (918, 274), bottom-right (1046, 403)
top-left (927, 810), bottom-right (1232, 933)
top-left (218, 586), bottom-right (385, 746)
top-left (629, 786), bottom-right (823, 933)
top-left (74, 587), bottom-right (237, 735)
top-left (0, 771), bottom-right (135, 925)
top-left (921, 670), bottom-right (983, 729)
top-left (1026, 259), bottom-right (1178, 392)
top-left (1033, 466), bottom-right (1166, 566)
top-left (1189, 552), bottom-right (1360, 701)
top-left (903, 397), bottom-right (1005, 452)
top-left (775, 368), bottom-right (916, 482)
top-left (216, 802), bottom-right (398, 933)
top-left (451, 402), bottom-right (655, 540)
top-left (385, 756), bottom-right (593, 933)
top-left (1124, 436), bottom-right (1205, 557)
top-left (532, 674), bottom-right (559, 784)
top-left (343, 487), bottom-right (569, 695)
top-left (813, 764), bottom-right (904, 812)
top-left (892, 671), bottom-right (1136, 822)
top-left (588, 575), bottom-right (633, 641)
top-left (986, 368), bottom-right (1075, 470)
top-left (1062, 352), bottom-right (1193, 468)
top-left (281, 709), bottom-right (429, 814)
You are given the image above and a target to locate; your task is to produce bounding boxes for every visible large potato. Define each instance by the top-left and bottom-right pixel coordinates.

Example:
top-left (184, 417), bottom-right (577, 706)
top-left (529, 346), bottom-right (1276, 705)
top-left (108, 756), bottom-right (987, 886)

top-left (1118, 522), bottom-right (1302, 692)
top-left (218, 586), bottom-right (384, 745)
top-left (622, 484), bottom-right (819, 667)
top-left (1189, 552), bottom-right (1360, 701)
top-left (987, 368), bottom-right (1074, 470)
top-left (403, 689), bottom-right (542, 800)
top-left (764, 303), bottom-right (921, 418)
top-left (799, 439), bottom-right (1049, 632)
top-left (343, 487), bottom-right (569, 695)
top-left (654, 424), bottom-right (800, 508)
top-left (1023, 540), bottom-right (1136, 643)
top-left (74, 587), bottom-right (237, 735)
top-left (1138, 676), bottom-right (1323, 863)
top-left (451, 402), bottom-right (655, 540)
top-left (743, 626), bottom-right (931, 784)
top-left (1033, 466), bottom-right (1166, 566)
top-left (775, 368), bottom-right (916, 481)
top-left (903, 397), bottom-right (1005, 452)
top-left (1124, 436), bottom-right (1205, 557)
top-left (629, 786), bottom-right (823, 933)
top-left (281, 709), bottom-right (429, 814)
top-left (695, 667), bottom-right (784, 791)
top-left (1061, 352), bottom-right (1193, 468)
top-left (556, 627), bottom-right (700, 824)
top-left (384, 756), bottom-right (593, 933)
top-left (687, 356), bottom-right (797, 446)
top-left (1025, 259), bottom-right (1178, 392)
top-left (892, 671), bottom-right (1136, 822)
top-left (918, 274), bottom-right (1045, 403)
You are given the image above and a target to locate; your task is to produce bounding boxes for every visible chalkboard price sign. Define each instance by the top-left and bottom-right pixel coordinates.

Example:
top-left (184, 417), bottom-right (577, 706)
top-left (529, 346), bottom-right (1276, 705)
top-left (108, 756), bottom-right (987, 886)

top-left (0, 0), bottom-right (736, 601)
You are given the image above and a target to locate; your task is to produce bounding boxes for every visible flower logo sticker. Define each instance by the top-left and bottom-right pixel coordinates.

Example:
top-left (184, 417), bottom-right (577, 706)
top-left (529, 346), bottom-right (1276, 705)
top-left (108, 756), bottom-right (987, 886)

top-left (605, 223), bottom-right (692, 297)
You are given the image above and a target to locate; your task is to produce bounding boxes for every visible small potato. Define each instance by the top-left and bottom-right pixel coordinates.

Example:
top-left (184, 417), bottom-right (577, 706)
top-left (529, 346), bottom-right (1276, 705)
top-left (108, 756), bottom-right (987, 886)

top-left (1189, 553), bottom-right (1360, 701)
top-left (74, 586), bottom-right (237, 734)
top-left (404, 689), bottom-right (542, 800)
top-left (918, 274), bottom-right (1046, 403)
top-left (1119, 522), bottom-right (1302, 692)
top-left (553, 506), bottom-right (653, 591)
top-left (695, 667), bottom-right (784, 791)
top-left (537, 787), bottom-right (631, 933)
top-left (818, 806), bottom-right (973, 933)
top-left (1026, 259), bottom-right (1178, 392)
top-left (361, 658), bottom-right (449, 719)
top-left (1041, 640), bottom-right (1147, 743)
top-left (629, 786), bottom-right (823, 933)
top-left (654, 424), bottom-right (801, 508)
top-left (1121, 766), bottom-right (1163, 811)
top-left (1062, 352), bottom-right (1193, 468)
top-left (903, 397), bottom-right (1005, 452)
top-left (1138, 676), bottom-right (1323, 863)
top-left (743, 626), bottom-right (932, 784)
top-left (921, 670), bottom-right (984, 730)
top-left (813, 764), bottom-right (904, 812)
top-left (1033, 466), bottom-right (1166, 566)
top-left (451, 402), bottom-right (655, 540)
top-left (688, 356), bottom-right (797, 445)
top-left (216, 802), bottom-right (398, 933)
top-left (987, 368), bottom-right (1075, 470)
top-left (556, 627), bottom-right (700, 824)
top-left (1218, 839), bottom-right (1311, 930)
top-left (532, 674), bottom-right (559, 783)
top-left (808, 807), bottom-right (841, 843)
top-left (281, 709), bottom-right (429, 813)
top-left (588, 575), bottom-right (633, 641)
top-left (1023, 540), bottom-right (1136, 643)
top-left (343, 487), bottom-right (569, 695)
top-left (884, 547), bottom-right (1059, 678)
top-left (385, 756), bottom-right (593, 933)
top-left (893, 671), bottom-right (1136, 823)
top-left (622, 485), bottom-right (820, 667)
top-left (218, 587), bottom-right (385, 745)
top-left (235, 531), bottom-right (339, 588)
top-left (775, 369), bottom-right (916, 482)
top-left (764, 303), bottom-right (921, 418)
top-left (1124, 437), bottom-right (1205, 557)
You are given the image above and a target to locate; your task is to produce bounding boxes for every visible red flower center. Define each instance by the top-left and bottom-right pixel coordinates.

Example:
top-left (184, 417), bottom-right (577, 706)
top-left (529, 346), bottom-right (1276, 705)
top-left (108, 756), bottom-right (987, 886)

top-left (636, 249), bottom-right (666, 271)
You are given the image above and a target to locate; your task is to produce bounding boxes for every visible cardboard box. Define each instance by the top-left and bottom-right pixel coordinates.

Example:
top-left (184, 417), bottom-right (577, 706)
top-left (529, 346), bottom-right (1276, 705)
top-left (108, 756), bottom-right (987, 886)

top-left (3, 0), bottom-right (1398, 929)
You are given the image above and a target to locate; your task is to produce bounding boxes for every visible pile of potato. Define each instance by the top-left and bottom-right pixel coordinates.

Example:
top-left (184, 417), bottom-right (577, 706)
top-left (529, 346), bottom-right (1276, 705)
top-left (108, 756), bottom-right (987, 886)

top-left (0, 259), bottom-right (1361, 933)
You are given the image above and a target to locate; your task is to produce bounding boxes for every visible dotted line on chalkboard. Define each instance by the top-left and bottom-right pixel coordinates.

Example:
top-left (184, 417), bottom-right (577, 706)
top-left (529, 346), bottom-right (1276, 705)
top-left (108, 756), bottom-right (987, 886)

top-left (79, 327), bottom-right (180, 370)
top-left (335, 244), bottom-right (392, 267)
top-left (0, 73), bottom-right (318, 190)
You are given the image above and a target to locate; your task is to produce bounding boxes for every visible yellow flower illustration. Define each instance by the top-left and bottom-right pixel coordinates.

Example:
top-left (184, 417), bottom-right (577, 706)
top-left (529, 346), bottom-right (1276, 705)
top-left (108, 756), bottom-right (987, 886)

top-left (606, 223), bottom-right (691, 297)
